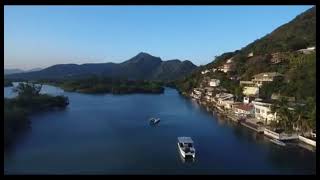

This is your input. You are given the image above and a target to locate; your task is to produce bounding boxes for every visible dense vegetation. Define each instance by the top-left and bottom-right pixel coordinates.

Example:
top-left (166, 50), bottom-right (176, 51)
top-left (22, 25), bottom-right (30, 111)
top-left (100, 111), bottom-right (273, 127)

top-left (241, 7), bottom-right (316, 55)
top-left (38, 76), bottom-right (165, 94)
top-left (270, 96), bottom-right (315, 134)
top-left (4, 83), bottom-right (69, 150)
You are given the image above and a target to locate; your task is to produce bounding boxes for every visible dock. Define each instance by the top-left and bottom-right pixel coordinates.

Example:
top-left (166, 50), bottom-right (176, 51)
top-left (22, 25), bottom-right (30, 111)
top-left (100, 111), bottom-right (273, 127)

top-left (241, 121), bottom-right (264, 133)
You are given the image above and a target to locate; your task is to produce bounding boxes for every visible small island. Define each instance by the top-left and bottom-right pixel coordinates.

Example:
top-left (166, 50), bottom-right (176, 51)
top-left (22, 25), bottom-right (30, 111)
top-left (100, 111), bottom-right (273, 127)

top-left (38, 76), bottom-right (165, 94)
top-left (4, 82), bottom-right (69, 150)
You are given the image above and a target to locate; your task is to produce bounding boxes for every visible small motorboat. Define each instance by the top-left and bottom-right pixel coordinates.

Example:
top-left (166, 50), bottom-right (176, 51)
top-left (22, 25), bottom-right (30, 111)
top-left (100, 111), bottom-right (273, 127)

top-left (149, 117), bottom-right (160, 125)
top-left (270, 138), bottom-right (286, 146)
top-left (177, 137), bottom-right (196, 159)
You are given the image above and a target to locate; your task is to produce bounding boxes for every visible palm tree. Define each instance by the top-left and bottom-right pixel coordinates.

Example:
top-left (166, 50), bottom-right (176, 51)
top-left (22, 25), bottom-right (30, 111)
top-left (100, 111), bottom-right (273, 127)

top-left (270, 97), bottom-right (295, 132)
top-left (292, 103), bottom-right (308, 134)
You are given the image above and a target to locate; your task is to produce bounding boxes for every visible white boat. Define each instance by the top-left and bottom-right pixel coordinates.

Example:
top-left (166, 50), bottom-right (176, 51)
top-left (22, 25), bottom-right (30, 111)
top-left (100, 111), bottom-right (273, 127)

top-left (270, 138), bottom-right (286, 146)
top-left (177, 137), bottom-right (196, 159)
top-left (149, 117), bottom-right (160, 125)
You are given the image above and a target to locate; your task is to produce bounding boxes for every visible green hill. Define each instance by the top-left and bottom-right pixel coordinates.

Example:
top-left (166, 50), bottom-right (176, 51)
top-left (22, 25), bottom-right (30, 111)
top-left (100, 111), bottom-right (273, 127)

top-left (176, 6), bottom-right (316, 101)
top-left (175, 7), bottom-right (316, 132)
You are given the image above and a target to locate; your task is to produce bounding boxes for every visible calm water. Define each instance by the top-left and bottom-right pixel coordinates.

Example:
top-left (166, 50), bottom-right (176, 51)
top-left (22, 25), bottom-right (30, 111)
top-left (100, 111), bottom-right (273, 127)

top-left (4, 84), bottom-right (316, 174)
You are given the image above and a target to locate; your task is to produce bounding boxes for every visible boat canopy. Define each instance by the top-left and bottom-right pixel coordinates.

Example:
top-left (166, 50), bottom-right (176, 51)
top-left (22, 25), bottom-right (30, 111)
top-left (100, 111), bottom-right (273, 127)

top-left (178, 137), bottom-right (194, 144)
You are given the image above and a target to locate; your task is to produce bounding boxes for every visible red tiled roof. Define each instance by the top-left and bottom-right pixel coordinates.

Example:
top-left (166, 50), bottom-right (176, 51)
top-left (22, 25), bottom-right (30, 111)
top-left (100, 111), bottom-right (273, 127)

top-left (234, 103), bottom-right (254, 112)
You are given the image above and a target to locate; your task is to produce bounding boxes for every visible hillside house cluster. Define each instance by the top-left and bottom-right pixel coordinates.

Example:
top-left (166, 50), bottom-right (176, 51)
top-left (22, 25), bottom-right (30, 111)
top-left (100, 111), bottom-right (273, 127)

top-left (190, 69), bottom-right (286, 125)
top-left (218, 57), bottom-right (235, 73)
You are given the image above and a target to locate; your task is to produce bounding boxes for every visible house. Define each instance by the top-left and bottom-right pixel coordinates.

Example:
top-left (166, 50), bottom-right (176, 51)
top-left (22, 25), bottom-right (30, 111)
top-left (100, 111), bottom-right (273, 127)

top-left (218, 57), bottom-right (235, 73)
top-left (243, 86), bottom-right (259, 97)
top-left (297, 46), bottom-right (316, 54)
top-left (243, 96), bottom-right (255, 104)
top-left (240, 81), bottom-right (256, 87)
top-left (270, 52), bottom-right (285, 64)
top-left (215, 93), bottom-right (234, 109)
top-left (233, 103), bottom-right (254, 116)
top-left (204, 90), bottom-right (214, 102)
top-left (215, 92), bottom-right (234, 100)
top-left (206, 91), bottom-right (213, 96)
top-left (243, 97), bottom-right (250, 104)
top-left (252, 72), bottom-right (283, 87)
top-left (201, 69), bottom-right (210, 74)
top-left (193, 88), bottom-right (202, 95)
top-left (222, 100), bottom-right (234, 109)
top-left (204, 95), bottom-right (212, 102)
top-left (209, 79), bottom-right (220, 87)
top-left (248, 52), bottom-right (254, 57)
top-left (252, 100), bottom-right (276, 124)
top-left (229, 76), bottom-right (239, 80)
top-left (190, 88), bottom-right (203, 99)
top-left (240, 81), bottom-right (259, 96)
top-left (219, 63), bottom-right (235, 73)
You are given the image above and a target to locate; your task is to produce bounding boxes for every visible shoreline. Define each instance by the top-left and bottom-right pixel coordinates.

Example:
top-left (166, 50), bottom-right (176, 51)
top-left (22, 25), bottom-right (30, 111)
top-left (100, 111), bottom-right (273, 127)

top-left (182, 92), bottom-right (316, 151)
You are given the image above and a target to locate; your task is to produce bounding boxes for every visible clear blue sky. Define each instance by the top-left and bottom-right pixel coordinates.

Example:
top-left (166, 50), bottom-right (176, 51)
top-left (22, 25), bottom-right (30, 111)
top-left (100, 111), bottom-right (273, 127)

top-left (4, 5), bottom-right (313, 70)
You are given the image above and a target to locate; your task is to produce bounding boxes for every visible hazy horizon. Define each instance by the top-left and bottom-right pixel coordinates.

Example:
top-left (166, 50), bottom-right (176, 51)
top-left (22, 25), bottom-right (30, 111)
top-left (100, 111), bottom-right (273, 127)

top-left (4, 5), bottom-right (312, 70)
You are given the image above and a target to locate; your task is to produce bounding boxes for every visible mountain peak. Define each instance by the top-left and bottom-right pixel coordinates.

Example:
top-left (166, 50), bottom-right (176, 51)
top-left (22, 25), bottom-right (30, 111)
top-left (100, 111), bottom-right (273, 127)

top-left (123, 52), bottom-right (162, 64)
top-left (136, 52), bottom-right (151, 56)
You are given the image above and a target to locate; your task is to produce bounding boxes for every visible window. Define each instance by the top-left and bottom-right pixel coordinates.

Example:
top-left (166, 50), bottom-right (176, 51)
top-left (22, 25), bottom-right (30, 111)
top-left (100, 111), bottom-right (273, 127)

top-left (255, 108), bottom-right (260, 113)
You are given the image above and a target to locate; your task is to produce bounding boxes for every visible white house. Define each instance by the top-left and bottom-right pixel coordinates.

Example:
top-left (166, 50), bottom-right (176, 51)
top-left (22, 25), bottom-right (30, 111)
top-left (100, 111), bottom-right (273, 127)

top-left (233, 103), bottom-right (254, 116)
top-left (240, 81), bottom-right (256, 86)
top-left (221, 100), bottom-right (234, 109)
top-left (191, 88), bottom-right (203, 99)
top-left (201, 69), bottom-right (210, 74)
top-left (204, 90), bottom-right (214, 102)
top-left (248, 52), bottom-right (254, 57)
top-left (219, 63), bottom-right (234, 73)
top-left (252, 100), bottom-right (276, 124)
top-left (209, 79), bottom-right (220, 87)
top-left (206, 91), bottom-right (213, 96)
top-left (215, 93), bottom-right (234, 109)
top-left (243, 86), bottom-right (259, 96)
top-left (297, 46), bottom-right (316, 54)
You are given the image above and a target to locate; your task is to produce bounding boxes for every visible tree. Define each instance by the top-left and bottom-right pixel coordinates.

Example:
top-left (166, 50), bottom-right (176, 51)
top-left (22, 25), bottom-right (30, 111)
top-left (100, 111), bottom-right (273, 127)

top-left (270, 97), bottom-right (295, 132)
top-left (234, 86), bottom-right (243, 102)
top-left (13, 82), bottom-right (42, 98)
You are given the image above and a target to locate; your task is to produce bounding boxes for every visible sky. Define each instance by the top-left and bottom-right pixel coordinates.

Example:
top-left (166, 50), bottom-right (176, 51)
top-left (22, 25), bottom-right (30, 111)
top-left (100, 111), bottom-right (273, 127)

top-left (4, 5), bottom-right (313, 70)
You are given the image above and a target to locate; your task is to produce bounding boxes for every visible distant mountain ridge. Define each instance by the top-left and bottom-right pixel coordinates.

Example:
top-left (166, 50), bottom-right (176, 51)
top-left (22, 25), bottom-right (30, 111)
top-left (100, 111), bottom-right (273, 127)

top-left (6, 52), bottom-right (197, 81)
top-left (4, 68), bottom-right (43, 75)
top-left (4, 69), bottom-right (24, 75)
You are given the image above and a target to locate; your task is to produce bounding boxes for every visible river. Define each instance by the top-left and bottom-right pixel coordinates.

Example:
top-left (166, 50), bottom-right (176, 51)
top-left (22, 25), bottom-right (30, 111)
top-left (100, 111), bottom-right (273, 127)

top-left (4, 83), bottom-right (316, 174)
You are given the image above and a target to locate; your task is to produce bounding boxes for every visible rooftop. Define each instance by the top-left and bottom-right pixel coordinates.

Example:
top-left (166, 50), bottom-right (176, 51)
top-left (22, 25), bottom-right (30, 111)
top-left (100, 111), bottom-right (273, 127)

top-left (253, 72), bottom-right (283, 79)
top-left (233, 103), bottom-right (254, 111)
